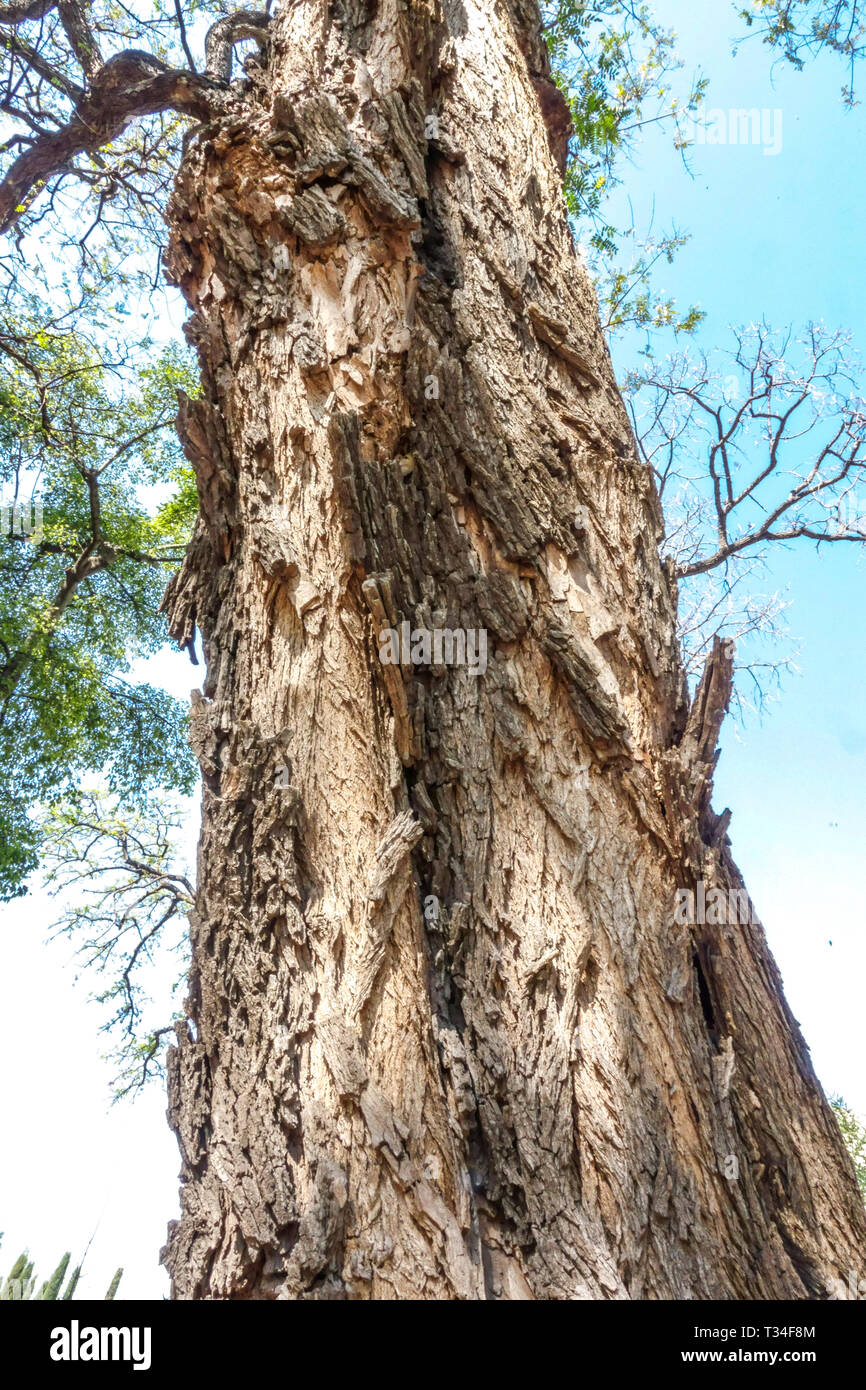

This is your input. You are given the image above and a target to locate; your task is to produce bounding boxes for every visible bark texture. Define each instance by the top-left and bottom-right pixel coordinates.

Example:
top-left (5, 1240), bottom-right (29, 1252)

top-left (160, 0), bottom-right (866, 1299)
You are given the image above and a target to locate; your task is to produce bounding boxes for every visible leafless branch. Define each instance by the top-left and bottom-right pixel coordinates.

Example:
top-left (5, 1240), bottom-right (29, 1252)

top-left (625, 321), bottom-right (866, 708)
top-left (41, 789), bottom-right (195, 1096)
top-left (627, 322), bottom-right (866, 579)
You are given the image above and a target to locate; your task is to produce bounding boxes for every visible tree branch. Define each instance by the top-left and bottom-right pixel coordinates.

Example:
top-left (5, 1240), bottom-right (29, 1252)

top-left (0, 0), bottom-right (56, 24)
top-left (0, 51), bottom-right (223, 233)
top-left (204, 8), bottom-right (269, 82)
top-left (173, 0), bottom-right (196, 74)
top-left (57, 0), bottom-right (103, 81)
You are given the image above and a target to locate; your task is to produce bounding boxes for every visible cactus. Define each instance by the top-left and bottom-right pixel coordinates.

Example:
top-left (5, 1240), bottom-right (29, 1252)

top-left (1, 1233), bottom-right (122, 1300)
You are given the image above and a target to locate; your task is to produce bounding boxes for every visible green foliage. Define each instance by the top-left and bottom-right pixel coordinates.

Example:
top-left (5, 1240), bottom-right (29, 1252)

top-left (0, 292), bottom-right (199, 900)
top-left (595, 227), bottom-right (706, 341)
top-left (544, 2), bottom-right (705, 235)
top-left (542, 2), bottom-right (707, 336)
top-left (738, 0), bottom-right (866, 103)
top-left (0, 1233), bottom-right (122, 1300)
top-left (832, 1097), bottom-right (866, 1198)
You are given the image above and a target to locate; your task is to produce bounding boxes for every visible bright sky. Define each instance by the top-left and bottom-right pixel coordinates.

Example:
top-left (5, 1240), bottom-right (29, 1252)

top-left (0, 2), bottom-right (864, 1301)
top-left (612, 0), bottom-right (866, 1121)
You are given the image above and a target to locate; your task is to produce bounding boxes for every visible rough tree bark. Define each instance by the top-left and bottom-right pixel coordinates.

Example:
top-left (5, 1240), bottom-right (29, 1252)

top-left (159, 0), bottom-right (866, 1299)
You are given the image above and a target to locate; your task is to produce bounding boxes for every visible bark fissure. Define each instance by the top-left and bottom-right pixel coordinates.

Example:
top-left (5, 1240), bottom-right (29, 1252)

top-left (159, 0), bottom-right (866, 1300)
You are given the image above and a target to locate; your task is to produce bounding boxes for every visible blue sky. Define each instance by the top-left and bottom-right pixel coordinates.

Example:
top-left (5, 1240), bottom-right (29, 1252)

top-left (1, 1), bottom-right (864, 1300)
top-left (603, 0), bottom-right (866, 1121)
top-left (631, 0), bottom-right (866, 1117)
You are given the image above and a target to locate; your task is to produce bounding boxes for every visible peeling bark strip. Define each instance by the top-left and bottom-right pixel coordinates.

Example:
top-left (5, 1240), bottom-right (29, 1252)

top-left (161, 0), bottom-right (866, 1299)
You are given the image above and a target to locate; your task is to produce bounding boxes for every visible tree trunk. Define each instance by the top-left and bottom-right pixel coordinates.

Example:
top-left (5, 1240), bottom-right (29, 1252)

top-left (160, 0), bottom-right (866, 1299)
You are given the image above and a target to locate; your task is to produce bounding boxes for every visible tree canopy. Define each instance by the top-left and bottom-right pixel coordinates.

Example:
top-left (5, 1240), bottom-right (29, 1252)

top-left (0, 291), bottom-right (197, 898)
